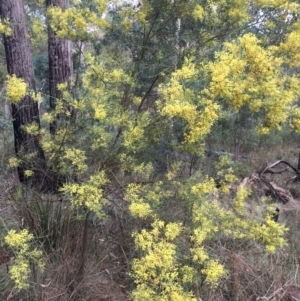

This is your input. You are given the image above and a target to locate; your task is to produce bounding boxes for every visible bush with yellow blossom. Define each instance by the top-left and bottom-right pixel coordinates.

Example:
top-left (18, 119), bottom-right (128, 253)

top-left (2, 0), bottom-right (300, 300)
top-left (5, 229), bottom-right (44, 290)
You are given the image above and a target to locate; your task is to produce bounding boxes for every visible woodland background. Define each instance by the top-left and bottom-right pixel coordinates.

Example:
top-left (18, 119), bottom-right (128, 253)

top-left (1, 0), bottom-right (300, 300)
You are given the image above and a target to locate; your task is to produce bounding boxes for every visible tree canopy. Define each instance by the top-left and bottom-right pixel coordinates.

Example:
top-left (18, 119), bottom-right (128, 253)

top-left (1, 0), bottom-right (300, 300)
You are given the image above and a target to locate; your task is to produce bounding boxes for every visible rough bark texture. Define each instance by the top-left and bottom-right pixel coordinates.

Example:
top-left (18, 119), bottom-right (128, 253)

top-left (0, 0), bottom-right (49, 190)
top-left (46, 0), bottom-right (73, 134)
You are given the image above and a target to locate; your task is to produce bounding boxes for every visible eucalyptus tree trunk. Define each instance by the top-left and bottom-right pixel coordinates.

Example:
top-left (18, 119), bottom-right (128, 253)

top-left (0, 0), bottom-right (50, 190)
top-left (46, 0), bottom-right (73, 135)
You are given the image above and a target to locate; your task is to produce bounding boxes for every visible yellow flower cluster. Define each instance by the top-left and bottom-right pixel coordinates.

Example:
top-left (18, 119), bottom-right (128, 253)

top-left (136, 0), bottom-right (152, 25)
top-left (129, 202), bottom-right (152, 219)
top-left (131, 172), bottom-right (289, 297)
top-left (208, 33), bottom-right (300, 133)
top-left (277, 29), bottom-right (300, 68)
top-left (131, 220), bottom-right (196, 301)
top-left (192, 245), bottom-right (209, 262)
top-left (214, 155), bottom-right (237, 192)
top-left (40, 128), bottom-right (69, 161)
top-left (160, 58), bottom-right (220, 146)
top-left (5, 229), bottom-right (43, 290)
top-left (127, 183), bottom-right (153, 218)
top-left (30, 17), bottom-right (47, 45)
top-left (234, 187), bottom-right (250, 214)
top-left (41, 112), bottom-right (55, 124)
top-left (248, 214), bottom-right (288, 253)
top-left (202, 259), bottom-right (227, 287)
top-left (193, 4), bottom-right (204, 21)
top-left (202, 0), bottom-right (250, 28)
top-left (60, 172), bottom-right (107, 217)
top-left (123, 124), bottom-right (145, 152)
top-left (133, 162), bottom-right (154, 179)
top-left (127, 181), bottom-right (166, 218)
top-left (24, 170), bottom-right (34, 177)
top-left (192, 199), bottom-right (221, 242)
top-left (0, 19), bottom-right (12, 35)
top-left (6, 75), bottom-right (27, 103)
top-left (186, 100), bottom-right (220, 144)
top-left (5, 229), bottom-right (34, 248)
top-left (40, 132), bottom-right (56, 156)
top-left (191, 177), bottom-right (216, 196)
top-left (62, 147), bottom-right (87, 174)
top-left (22, 122), bottom-right (40, 136)
top-left (8, 157), bottom-right (21, 168)
top-left (47, 0), bottom-right (108, 40)
top-left (290, 107), bottom-right (300, 132)
top-left (166, 161), bottom-right (183, 180)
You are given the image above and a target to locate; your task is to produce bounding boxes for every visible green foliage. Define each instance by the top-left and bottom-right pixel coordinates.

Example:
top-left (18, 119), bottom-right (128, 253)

top-left (2, 0), bottom-right (300, 299)
top-left (23, 200), bottom-right (69, 253)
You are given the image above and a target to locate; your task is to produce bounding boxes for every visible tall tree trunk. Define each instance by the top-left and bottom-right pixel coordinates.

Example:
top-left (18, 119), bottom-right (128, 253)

top-left (46, 0), bottom-right (73, 135)
top-left (0, 0), bottom-right (50, 190)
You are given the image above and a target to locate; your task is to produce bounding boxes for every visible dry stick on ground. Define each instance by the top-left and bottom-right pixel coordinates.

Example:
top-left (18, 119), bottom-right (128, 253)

top-left (248, 159), bottom-right (300, 204)
top-left (256, 278), bottom-right (294, 301)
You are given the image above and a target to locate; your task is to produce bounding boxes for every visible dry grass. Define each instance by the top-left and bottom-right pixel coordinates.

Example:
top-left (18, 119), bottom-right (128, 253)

top-left (0, 174), bottom-right (131, 301)
top-left (1, 141), bottom-right (300, 300)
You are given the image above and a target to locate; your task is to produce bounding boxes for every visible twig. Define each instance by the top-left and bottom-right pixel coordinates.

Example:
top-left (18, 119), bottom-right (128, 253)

top-left (256, 278), bottom-right (294, 301)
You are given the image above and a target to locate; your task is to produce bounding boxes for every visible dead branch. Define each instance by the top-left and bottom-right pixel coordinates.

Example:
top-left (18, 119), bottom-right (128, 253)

top-left (256, 279), bottom-right (299, 301)
top-left (240, 159), bottom-right (299, 204)
top-left (259, 160), bottom-right (300, 177)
